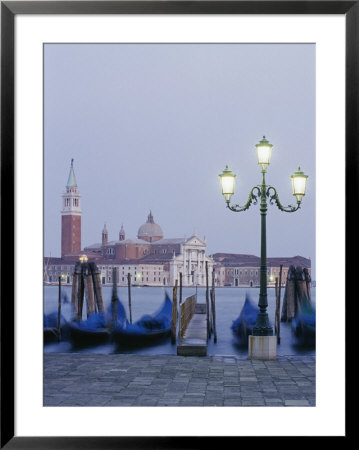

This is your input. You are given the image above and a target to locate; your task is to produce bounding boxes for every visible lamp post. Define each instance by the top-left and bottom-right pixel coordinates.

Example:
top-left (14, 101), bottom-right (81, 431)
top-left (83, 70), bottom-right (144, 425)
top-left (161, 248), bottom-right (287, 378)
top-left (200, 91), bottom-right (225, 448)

top-left (219, 136), bottom-right (308, 339)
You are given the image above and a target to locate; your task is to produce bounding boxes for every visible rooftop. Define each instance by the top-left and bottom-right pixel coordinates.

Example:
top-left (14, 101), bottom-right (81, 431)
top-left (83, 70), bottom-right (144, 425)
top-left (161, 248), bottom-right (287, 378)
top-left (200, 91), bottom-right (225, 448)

top-left (151, 238), bottom-right (185, 245)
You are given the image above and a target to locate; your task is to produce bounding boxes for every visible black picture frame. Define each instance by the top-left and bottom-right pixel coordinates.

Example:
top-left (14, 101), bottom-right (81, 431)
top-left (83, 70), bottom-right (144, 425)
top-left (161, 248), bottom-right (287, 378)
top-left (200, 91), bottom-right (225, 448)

top-left (1, 1), bottom-right (352, 447)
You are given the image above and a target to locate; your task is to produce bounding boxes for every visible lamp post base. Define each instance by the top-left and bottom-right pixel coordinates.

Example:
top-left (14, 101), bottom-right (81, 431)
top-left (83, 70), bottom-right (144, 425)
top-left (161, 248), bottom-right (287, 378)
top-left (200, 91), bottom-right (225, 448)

top-left (248, 335), bottom-right (277, 360)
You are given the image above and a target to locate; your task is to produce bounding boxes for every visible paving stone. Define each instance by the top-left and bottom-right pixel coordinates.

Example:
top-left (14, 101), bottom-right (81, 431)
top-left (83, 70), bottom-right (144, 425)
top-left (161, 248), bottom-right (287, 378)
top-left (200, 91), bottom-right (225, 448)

top-left (284, 399), bottom-right (311, 406)
top-left (242, 399), bottom-right (266, 406)
top-left (44, 353), bottom-right (315, 407)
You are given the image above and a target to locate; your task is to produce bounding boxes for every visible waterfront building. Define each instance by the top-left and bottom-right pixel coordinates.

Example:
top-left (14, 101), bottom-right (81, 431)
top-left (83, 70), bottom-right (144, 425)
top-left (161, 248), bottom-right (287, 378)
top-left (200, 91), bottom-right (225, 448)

top-left (211, 253), bottom-right (311, 287)
top-left (45, 230), bottom-right (214, 287)
top-left (44, 161), bottom-right (310, 288)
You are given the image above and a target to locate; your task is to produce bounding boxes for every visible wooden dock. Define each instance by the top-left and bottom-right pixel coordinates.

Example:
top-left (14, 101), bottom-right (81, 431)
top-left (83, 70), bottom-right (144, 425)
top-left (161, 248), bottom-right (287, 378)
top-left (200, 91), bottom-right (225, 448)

top-left (177, 302), bottom-right (207, 356)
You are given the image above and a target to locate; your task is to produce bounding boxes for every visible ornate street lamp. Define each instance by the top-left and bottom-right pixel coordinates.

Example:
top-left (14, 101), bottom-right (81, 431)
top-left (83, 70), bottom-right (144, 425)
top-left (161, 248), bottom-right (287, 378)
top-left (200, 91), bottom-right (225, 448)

top-left (219, 136), bottom-right (308, 338)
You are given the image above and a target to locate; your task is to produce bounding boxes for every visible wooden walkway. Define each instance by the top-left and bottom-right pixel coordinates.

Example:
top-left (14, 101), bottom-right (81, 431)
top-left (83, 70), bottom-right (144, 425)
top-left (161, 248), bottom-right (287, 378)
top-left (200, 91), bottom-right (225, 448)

top-left (177, 303), bottom-right (207, 356)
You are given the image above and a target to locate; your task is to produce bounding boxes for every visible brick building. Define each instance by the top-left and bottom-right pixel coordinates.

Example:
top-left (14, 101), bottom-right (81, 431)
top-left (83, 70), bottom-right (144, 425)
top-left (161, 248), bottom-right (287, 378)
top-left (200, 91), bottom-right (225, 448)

top-left (211, 253), bottom-right (311, 287)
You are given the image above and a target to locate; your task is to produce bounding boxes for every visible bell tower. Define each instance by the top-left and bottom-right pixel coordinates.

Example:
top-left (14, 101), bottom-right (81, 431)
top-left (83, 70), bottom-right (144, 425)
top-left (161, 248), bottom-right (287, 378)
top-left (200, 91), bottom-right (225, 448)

top-left (61, 159), bottom-right (82, 258)
top-left (102, 223), bottom-right (108, 245)
top-left (119, 224), bottom-right (125, 241)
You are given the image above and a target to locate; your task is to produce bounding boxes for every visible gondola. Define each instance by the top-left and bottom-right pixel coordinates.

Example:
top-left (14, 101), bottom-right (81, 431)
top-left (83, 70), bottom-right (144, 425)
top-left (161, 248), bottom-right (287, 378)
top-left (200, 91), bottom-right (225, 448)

top-left (112, 293), bottom-right (172, 346)
top-left (291, 302), bottom-right (316, 347)
top-left (44, 311), bottom-right (68, 343)
top-left (231, 294), bottom-right (259, 345)
top-left (68, 311), bottom-right (110, 346)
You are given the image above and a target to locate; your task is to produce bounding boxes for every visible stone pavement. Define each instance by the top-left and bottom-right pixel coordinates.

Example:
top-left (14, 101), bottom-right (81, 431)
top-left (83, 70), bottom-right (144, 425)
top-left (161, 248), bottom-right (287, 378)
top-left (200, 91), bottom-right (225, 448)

top-left (44, 353), bottom-right (315, 407)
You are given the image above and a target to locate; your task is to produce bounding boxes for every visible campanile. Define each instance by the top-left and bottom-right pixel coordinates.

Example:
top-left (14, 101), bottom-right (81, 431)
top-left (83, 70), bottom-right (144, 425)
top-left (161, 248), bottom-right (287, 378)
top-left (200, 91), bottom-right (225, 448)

top-left (61, 159), bottom-right (81, 258)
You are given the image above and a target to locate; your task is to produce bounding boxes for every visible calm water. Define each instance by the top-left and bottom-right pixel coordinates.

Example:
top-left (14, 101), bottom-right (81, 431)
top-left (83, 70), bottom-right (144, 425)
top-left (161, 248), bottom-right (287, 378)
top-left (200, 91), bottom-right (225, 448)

top-left (44, 285), bottom-right (316, 357)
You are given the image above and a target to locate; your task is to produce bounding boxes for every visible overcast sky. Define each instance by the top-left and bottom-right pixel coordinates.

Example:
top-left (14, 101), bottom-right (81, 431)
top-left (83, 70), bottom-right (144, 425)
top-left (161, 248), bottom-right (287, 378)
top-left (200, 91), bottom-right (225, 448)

top-left (44, 43), bottom-right (316, 277)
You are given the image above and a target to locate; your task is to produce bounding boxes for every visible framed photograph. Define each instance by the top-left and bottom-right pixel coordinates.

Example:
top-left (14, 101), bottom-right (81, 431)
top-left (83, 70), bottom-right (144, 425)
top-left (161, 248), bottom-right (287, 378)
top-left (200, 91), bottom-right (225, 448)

top-left (1, 1), bottom-right (353, 447)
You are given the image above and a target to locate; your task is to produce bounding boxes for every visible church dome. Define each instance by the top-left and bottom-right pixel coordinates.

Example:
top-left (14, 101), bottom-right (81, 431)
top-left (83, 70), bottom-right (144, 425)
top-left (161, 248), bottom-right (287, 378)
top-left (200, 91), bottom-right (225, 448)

top-left (137, 211), bottom-right (163, 243)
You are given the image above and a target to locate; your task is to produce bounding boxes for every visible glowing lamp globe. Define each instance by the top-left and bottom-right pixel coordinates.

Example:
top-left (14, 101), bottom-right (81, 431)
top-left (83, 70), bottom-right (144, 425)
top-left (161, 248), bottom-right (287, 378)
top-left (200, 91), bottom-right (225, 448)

top-left (219, 165), bottom-right (236, 203)
top-left (79, 254), bottom-right (88, 263)
top-left (291, 167), bottom-right (308, 202)
top-left (255, 136), bottom-right (273, 168)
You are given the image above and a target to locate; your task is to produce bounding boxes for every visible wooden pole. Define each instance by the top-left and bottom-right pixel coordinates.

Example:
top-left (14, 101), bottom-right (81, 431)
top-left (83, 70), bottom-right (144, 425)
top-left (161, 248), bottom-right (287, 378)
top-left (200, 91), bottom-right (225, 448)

top-left (86, 271), bottom-right (96, 317)
top-left (274, 277), bottom-right (280, 343)
top-left (90, 262), bottom-right (105, 314)
top-left (295, 266), bottom-right (310, 310)
top-left (71, 262), bottom-right (80, 319)
top-left (83, 264), bottom-right (95, 318)
top-left (171, 279), bottom-right (178, 344)
top-left (77, 265), bottom-right (85, 321)
top-left (127, 273), bottom-right (132, 324)
top-left (111, 267), bottom-right (118, 330)
top-left (57, 276), bottom-right (62, 342)
top-left (205, 261), bottom-right (211, 338)
top-left (277, 265), bottom-right (283, 343)
top-left (179, 272), bottom-right (182, 305)
top-left (281, 265), bottom-right (296, 321)
top-left (303, 268), bottom-right (312, 302)
top-left (211, 268), bottom-right (217, 343)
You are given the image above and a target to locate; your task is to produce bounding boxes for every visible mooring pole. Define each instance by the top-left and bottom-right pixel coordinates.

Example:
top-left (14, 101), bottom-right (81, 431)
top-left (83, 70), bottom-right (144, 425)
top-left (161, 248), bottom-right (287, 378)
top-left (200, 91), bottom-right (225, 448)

top-left (277, 265), bottom-right (282, 343)
top-left (91, 262), bottom-right (105, 314)
top-left (111, 267), bottom-right (118, 330)
top-left (275, 265), bottom-right (283, 344)
top-left (205, 261), bottom-right (211, 338)
top-left (71, 262), bottom-right (80, 319)
top-left (179, 272), bottom-right (183, 305)
top-left (171, 279), bottom-right (178, 344)
top-left (57, 276), bottom-right (62, 342)
top-left (211, 268), bottom-right (217, 343)
top-left (77, 266), bottom-right (85, 321)
top-left (127, 272), bottom-right (132, 324)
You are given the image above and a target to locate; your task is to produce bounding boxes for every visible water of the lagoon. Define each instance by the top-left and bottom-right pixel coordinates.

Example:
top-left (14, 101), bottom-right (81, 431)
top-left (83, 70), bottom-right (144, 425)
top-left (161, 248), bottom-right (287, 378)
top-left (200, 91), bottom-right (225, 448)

top-left (44, 285), bottom-right (315, 358)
